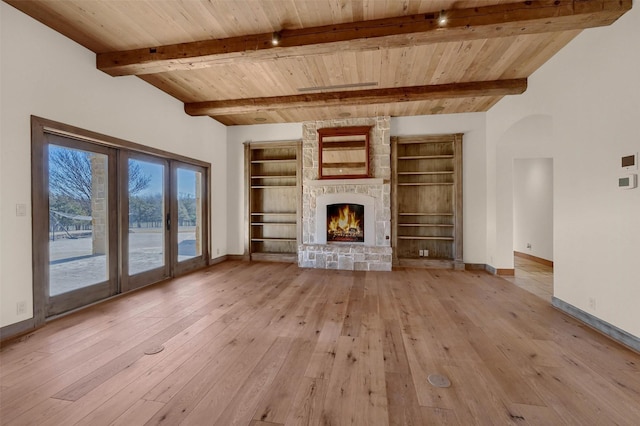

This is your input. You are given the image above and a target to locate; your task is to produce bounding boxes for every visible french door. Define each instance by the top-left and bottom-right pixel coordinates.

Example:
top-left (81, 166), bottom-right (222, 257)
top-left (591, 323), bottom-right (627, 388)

top-left (45, 136), bottom-right (119, 315)
top-left (33, 119), bottom-right (209, 319)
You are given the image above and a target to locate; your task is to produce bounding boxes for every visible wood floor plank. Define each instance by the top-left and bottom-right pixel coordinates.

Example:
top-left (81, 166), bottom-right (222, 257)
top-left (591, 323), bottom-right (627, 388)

top-left (202, 336), bottom-right (293, 425)
top-left (51, 313), bottom-right (206, 402)
top-left (386, 372), bottom-right (429, 426)
top-left (109, 399), bottom-right (165, 426)
top-left (320, 335), bottom-right (363, 425)
top-left (341, 272), bottom-right (365, 337)
top-left (284, 377), bottom-right (328, 426)
top-left (0, 339), bottom-right (119, 422)
top-left (69, 307), bottom-right (250, 425)
top-left (251, 338), bottom-right (316, 424)
top-left (158, 334), bottom-right (277, 425)
top-left (1, 261), bottom-right (639, 425)
top-left (4, 397), bottom-right (72, 426)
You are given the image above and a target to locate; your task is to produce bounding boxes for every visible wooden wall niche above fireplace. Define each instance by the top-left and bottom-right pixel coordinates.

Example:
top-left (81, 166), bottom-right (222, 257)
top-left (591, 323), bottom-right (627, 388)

top-left (318, 126), bottom-right (371, 179)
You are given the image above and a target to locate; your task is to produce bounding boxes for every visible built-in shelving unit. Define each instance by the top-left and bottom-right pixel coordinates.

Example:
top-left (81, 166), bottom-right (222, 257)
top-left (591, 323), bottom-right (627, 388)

top-left (391, 134), bottom-right (463, 269)
top-left (245, 141), bottom-right (301, 262)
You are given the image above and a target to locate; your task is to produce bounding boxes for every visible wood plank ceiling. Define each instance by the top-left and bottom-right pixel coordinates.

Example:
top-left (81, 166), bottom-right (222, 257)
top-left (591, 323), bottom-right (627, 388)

top-left (6, 0), bottom-right (632, 126)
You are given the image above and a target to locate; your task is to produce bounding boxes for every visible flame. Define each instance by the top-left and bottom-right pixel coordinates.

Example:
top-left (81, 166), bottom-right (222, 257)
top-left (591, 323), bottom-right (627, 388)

top-left (328, 205), bottom-right (361, 235)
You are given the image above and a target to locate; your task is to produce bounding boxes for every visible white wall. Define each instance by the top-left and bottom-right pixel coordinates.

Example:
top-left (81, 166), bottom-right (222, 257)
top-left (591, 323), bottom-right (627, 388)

top-left (513, 158), bottom-right (553, 261)
top-left (487, 7), bottom-right (640, 337)
top-left (0, 3), bottom-right (227, 328)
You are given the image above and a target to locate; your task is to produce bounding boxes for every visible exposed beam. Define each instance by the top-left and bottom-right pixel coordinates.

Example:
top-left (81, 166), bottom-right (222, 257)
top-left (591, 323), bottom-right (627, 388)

top-left (184, 79), bottom-right (527, 116)
top-left (97, 0), bottom-right (631, 76)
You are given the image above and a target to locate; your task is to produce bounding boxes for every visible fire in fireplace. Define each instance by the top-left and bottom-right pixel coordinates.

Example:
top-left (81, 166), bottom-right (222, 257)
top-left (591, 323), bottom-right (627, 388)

top-left (326, 203), bottom-right (365, 243)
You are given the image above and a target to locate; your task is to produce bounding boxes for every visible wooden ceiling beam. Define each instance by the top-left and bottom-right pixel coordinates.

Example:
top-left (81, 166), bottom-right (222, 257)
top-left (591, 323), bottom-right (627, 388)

top-left (97, 0), bottom-right (631, 76)
top-left (184, 79), bottom-right (527, 116)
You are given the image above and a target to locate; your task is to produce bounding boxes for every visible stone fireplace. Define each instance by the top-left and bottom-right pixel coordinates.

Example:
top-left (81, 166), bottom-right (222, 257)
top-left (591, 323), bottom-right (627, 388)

top-left (298, 117), bottom-right (392, 271)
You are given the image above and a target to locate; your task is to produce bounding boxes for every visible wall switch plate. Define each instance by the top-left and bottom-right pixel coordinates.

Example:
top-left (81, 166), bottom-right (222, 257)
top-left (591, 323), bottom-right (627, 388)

top-left (16, 204), bottom-right (27, 217)
top-left (424, 250), bottom-right (429, 257)
top-left (419, 250), bottom-right (424, 257)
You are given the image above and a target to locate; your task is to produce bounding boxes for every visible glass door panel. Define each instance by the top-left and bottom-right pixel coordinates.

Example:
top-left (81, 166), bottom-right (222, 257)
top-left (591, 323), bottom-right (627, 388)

top-left (48, 145), bottom-right (109, 295)
top-left (45, 137), bottom-right (116, 316)
top-left (128, 158), bottom-right (166, 275)
top-left (176, 168), bottom-right (203, 261)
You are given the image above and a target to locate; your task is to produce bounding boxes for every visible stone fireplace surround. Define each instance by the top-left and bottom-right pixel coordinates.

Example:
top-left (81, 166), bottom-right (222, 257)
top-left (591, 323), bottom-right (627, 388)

top-left (298, 117), bottom-right (392, 271)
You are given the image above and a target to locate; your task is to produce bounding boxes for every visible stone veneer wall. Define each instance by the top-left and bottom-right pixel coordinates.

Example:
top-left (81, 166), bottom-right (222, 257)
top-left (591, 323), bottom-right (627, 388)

top-left (298, 116), bottom-right (392, 271)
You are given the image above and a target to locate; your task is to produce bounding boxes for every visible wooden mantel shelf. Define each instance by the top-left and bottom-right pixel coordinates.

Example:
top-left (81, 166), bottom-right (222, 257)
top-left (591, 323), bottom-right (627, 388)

top-left (306, 178), bottom-right (384, 186)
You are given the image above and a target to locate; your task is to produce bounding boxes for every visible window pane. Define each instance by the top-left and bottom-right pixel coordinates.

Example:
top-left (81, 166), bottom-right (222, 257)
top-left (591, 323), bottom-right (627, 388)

top-left (48, 145), bottom-right (108, 295)
top-left (177, 168), bottom-right (202, 261)
top-left (128, 159), bottom-right (165, 275)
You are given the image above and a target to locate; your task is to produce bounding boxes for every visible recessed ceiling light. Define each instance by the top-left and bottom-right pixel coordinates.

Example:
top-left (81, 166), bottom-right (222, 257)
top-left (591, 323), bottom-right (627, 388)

top-left (254, 117), bottom-right (267, 122)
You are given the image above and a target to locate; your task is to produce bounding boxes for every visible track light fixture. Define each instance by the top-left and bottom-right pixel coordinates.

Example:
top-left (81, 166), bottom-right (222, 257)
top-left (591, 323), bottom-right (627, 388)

top-left (438, 10), bottom-right (448, 25)
top-left (271, 31), bottom-right (281, 46)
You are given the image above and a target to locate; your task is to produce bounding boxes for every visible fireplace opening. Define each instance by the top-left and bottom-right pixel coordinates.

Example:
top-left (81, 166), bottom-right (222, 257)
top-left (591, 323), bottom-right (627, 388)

top-left (326, 203), bottom-right (365, 243)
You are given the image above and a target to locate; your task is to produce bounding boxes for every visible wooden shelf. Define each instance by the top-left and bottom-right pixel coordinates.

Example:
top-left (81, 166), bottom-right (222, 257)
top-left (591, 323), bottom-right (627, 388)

top-left (397, 171), bottom-right (454, 175)
top-left (399, 212), bottom-right (453, 216)
top-left (397, 155), bottom-right (454, 160)
top-left (251, 222), bottom-right (296, 226)
top-left (251, 158), bottom-right (296, 164)
top-left (322, 162), bottom-right (366, 169)
top-left (251, 175), bottom-right (296, 179)
top-left (251, 185), bottom-right (296, 189)
top-left (251, 213), bottom-right (296, 217)
top-left (251, 237), bottom-right (297, 242)
top-left (397, 236), bottom-right (454, 241)
top-left (398, 224), bottom-right (454, 227)
top-left (397, 182), bottom-right (454, 186)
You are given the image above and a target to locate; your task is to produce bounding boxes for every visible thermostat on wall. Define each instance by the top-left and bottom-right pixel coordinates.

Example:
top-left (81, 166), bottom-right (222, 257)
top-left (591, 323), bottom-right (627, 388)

top-left (621, 153), bottom-right (638, 171)
top-left (618, 173), bottom-right (637, 189)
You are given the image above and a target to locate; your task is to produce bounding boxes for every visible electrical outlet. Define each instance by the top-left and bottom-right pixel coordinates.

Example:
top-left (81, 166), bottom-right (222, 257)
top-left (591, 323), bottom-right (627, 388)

top-left (419, 250), bottom-right (424, 257)
top-left (216, 248), bottom-right (220, 255)
top-left (17, 301), bottom-right (26, 315)
top-left (526, 243), bottom-right (532, 249)
top-left (424, 249), bottom-right (429, 257)
top-left (588, 297), bottom-right (596, 310)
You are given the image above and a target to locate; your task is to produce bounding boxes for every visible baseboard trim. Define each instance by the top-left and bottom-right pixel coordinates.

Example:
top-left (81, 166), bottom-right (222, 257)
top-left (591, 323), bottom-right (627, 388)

top-left (464, 263), bottom-right (487, 271)
top-left (514, 251), bottom-right (553, 268)
top-left (0, 317), bottom-right (37, 346)
top-left (484, 264), bottom-right (515, 276)
top-left (552, 297), bottom-right (640, 353)
top-left (209, 255), bottom-right (228, 266)
top-left (227, 254), bottom-right (249, 261)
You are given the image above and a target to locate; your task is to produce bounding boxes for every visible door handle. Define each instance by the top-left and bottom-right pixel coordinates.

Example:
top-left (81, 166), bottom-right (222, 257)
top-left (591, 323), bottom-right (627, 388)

top-left (166, 213), bottom-right (171, 231)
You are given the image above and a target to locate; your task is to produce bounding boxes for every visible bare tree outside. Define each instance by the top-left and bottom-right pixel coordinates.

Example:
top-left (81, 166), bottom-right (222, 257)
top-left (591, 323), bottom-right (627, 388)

top-left (49, 146), bottom-right (151, 216)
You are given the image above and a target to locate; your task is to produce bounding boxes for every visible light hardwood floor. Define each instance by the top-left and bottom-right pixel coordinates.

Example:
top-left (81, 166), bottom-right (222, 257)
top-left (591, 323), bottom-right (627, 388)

top-left (1, 261), bottom-right (639, 425)
top-left (503, 256), bottom-right (554, 301)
